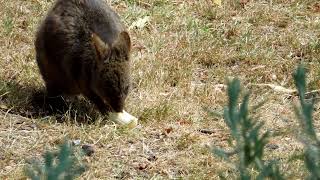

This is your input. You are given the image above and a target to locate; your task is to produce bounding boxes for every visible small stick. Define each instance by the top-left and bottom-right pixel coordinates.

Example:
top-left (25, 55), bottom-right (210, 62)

top-left (199, 129), bottom-right (215, 134)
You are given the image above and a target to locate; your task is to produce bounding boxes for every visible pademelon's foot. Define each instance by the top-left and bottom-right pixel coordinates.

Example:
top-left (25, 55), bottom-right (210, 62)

top-left (109, 110), bottom-right (138, 129)
top-left (46, 96), bottom-right (67, 114)
top-left (31, 91), bottom-right (66, 115)
top-left (31, 90), bottom-right (47, 109)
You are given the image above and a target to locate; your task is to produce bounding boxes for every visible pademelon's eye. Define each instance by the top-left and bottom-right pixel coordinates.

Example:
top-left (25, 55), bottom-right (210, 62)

top-left (114, 48), bottom-right (121, 57)
top-left (124, 85), bottom-right (129, 94)
top-left (103, 55), bottom-right (111, 63)
top-left (124, 55), bottom-right (129, 61)
top-left (112, 48), bottom-right (129, 62)
top-left (102, 48), bottom-right (111, 63)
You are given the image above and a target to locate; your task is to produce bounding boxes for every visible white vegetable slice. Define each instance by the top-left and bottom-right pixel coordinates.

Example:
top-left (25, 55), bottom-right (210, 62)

top-left (109, 110), bottom-right (138, 129)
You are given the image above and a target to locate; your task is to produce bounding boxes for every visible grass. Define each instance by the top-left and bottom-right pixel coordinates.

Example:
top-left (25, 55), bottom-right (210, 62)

top-left (0, 0), bottom-right (320, 178)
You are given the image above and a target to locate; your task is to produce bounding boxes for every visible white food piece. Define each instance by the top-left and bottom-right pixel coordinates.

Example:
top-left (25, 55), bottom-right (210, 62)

top-left (109, 110), bottom-right (138, 129)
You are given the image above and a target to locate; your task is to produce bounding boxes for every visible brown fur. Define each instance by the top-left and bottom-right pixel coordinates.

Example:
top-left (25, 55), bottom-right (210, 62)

top-left (35, 0), bottom-right (132, 114)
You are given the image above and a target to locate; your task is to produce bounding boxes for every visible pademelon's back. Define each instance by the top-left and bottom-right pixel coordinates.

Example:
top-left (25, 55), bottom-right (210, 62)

top-left (36, 0), bottom-right (126, 60)
top-left (85, 0), bottom-right (126, 44)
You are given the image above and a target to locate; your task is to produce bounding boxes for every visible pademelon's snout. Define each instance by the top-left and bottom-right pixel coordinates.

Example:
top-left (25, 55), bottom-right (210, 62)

top-left (109, 110), bottom-right (138, 129)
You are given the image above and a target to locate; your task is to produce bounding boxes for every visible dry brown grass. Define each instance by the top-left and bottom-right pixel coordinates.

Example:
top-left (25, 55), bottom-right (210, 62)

top-left (0, 0), bottom-right (320, 179)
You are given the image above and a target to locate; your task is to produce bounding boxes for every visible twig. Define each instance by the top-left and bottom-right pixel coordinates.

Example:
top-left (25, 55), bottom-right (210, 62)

top-left (199, 129), bottom-right (215, 134)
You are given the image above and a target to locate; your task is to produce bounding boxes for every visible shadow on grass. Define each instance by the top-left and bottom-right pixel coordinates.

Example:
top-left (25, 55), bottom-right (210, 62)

top-left (0, 79), bottom-right (100, 124)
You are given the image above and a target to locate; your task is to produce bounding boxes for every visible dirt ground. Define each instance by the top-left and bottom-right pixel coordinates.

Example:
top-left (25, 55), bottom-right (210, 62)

top-left (0, 0), bottom-right (320, 179)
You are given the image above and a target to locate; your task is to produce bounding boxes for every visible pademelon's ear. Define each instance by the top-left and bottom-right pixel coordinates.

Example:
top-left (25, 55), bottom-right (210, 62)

top-left (113, 31), bottom-right (131, 54)
top-left (92, 33), bottom-right (110, 61)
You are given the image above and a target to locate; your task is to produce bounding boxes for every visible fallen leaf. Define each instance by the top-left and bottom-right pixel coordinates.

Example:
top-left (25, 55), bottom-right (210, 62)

top-left (129, 16), bottom-right (150, 29)
top-left (252, 83), bottom-right (296, 94)
top-left (136, 163), bottom-right (148, 170)
top-left (213, 0), bottom-right (222, 6)
top-left (240, 0), bottom-right (250, 7)
top-left (164, 127), bottom-right (173, 134)
top-left (0, 104), bottom-right (8, 110)
top-left (312, 3), bottom-right (320, 13)
top-left (177, 119), bottom-right (192, 125)
top-left (73, 139), bottom-right (81, 146)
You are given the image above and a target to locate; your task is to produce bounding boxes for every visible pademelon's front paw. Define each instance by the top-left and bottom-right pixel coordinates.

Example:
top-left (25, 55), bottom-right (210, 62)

top-left (109, 110), bottom-right (138, 129)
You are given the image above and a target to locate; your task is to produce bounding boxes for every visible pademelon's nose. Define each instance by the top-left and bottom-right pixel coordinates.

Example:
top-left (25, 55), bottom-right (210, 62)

top-left (109, 110), bottom-right (138, 129)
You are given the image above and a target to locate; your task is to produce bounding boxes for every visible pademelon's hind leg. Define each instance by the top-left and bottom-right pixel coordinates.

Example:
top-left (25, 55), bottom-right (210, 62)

top-left (45, 83), bottom-right (68, 114)
top-left (30, 81), bottom-right (68, 115)
top-left (35, 51), bottom-right (68, 114)
top-left (32, 91), bottom-right (65, 115)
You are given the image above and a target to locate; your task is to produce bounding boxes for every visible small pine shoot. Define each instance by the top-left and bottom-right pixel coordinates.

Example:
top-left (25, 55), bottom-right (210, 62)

top-left (24, 141), bottom-right (86, 180)
top-left (294, 65), bottom-right (320, 180)
top-left (213, 78), bottom-right (283, 179)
